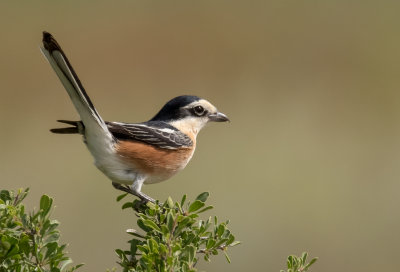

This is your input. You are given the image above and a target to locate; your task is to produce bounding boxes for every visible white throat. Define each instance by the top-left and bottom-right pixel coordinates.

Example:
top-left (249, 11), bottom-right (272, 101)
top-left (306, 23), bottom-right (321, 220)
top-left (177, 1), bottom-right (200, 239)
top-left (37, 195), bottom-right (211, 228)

top-left (170, 117), bottom-right (208, 139)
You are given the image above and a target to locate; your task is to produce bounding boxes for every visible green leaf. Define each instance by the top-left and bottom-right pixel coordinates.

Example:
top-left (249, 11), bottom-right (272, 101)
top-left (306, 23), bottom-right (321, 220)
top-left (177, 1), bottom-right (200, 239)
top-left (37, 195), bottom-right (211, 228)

top-left (195, 192), bottom-right (209, 202)
top-left (60, 259), bottom-right (73, 271)
top-left (304, 257), bottom-right (318, 270)
top-left (167, 212), bottom-right (175, 232)
top-left (197, 205), bottom-right (213, 214)
top-left (116, 193), bottom-right (128, 202)
top-left (180, 194), bottom-right (187, 207)
top-left (129, 239), bottom-right (140, 256)
top-left (121, 202), bottom-right (133, 210)
top-left (115, 249), bottom-right (124, 258)
top-left (301, 252), bottom-right (308, 265)
top-left (225, 234), bottom-right (235, 246)
top-left (224, 251), bottom-right (231, 263)
top-left (47, 220), bottom-right (60, 233)
top-left (206, 239), bottom-right (216, 249)
top-left (137, 219), bottom-right (152, 232)
top-left (166, 197), bottom-right (174, 208)
top-left (287, 255), bottom-right (293, 268)
top-left (216, 224), bottom-right (225, 236)
top-left (21, 188), bottom-right (30, 200)
top-left (176, 202), bottom-right (184, 213)
top-left (148, 238), bottom-right (159, 254)
top-left (44, 232), bottom-right (60, 245)
top-left (0, 190), bottom-right (11, 202)
top-left (137, 245), bottom-right (148, 254)
top-left (188, 200), bottom-right (205, 213)
top-left (5, 244), bottom-right (19, 258)
top-left (213, 238), bottom-right (227, 248)
top-left (146, 201), bottom-right (157, 210)
top-left (70, 264), bottom-right (84, 271)
top-left (187, 245), bottom-right (195, 263)
top-left (229, 241), bottom-right (241, 247)
top-left (126, 229), bottom-right (145, 239)
top-left (143, 220), bottom-right (161, 233)
top-left (40, 194), bottom-right (52, 216)
top-left (44, 242), bottom-right (58, 259)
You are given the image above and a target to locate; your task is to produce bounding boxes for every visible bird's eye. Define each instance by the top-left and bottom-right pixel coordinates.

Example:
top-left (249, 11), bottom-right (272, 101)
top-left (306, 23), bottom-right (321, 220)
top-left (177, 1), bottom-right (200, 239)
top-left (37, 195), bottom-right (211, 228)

top-left (193, 105), bottom-right (206, 116)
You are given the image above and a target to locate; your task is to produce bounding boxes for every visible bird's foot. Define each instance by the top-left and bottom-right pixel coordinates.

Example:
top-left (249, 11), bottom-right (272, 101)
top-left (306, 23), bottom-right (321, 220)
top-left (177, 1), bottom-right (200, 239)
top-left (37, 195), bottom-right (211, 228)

top-left (135, 191), bottom-right (156, 204)
top-left (112, 182), bottom-right (155, 204)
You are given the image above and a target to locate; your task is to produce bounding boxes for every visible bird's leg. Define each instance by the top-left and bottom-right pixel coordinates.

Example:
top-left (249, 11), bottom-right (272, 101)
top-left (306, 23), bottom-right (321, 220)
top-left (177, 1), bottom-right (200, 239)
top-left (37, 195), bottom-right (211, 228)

top-left (112, 182), bottom-right (155, 204)
top-left (112, 182), bottom-right (132, 194)
top-left (133, 191), bottom-right (155, 204)
top-left (130, 176), bottom-right (156, 203)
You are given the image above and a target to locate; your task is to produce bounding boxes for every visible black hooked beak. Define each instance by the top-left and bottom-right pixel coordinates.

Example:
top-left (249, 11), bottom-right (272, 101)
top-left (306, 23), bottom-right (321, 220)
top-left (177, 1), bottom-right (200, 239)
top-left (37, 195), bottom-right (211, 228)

top-left (208, 112), bottom-right (230, 122)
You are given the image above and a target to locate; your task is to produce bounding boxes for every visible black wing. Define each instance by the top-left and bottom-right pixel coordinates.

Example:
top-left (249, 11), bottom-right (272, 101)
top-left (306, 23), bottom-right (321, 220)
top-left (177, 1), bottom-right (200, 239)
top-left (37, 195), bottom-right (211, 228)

top-left (106, 121), bottom-right (193, 149)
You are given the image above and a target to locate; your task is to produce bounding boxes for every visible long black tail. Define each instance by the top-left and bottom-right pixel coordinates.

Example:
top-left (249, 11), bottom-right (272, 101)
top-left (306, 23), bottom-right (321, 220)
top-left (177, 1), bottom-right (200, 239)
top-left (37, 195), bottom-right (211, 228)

top-left (41, 32), bottom-right (115, 150)
top-left (50, 120), bottom-right (81, 134)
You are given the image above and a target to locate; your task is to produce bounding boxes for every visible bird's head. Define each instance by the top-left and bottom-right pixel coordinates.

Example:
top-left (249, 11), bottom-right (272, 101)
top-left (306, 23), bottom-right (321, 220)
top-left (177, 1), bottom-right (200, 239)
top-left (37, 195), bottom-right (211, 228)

top-left (150, 95), bottom-right (229, 136)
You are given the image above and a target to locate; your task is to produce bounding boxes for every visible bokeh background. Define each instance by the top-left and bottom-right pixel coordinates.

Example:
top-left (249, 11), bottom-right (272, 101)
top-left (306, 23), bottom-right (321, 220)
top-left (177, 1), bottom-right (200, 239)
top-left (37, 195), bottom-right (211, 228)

top-left (1, 1), bottom-right (400, 271)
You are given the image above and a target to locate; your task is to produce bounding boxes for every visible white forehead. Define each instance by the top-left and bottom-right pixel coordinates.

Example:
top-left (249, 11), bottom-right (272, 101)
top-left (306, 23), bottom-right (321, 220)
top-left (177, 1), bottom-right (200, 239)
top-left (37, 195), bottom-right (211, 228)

top-left (185, 99), bottom-right (217, 113)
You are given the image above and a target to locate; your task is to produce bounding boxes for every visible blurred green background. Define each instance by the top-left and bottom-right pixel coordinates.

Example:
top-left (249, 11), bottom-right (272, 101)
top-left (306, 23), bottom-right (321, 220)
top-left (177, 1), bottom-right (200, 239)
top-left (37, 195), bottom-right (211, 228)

top-left (1, 1), bottom-right (400, 271)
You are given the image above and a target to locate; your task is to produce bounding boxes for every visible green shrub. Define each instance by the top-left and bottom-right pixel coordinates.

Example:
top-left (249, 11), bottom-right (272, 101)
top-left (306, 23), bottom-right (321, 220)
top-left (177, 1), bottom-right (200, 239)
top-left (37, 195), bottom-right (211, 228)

top-left (0, 188), bottom-right (82, 272)
top-left (114, 192), bottom-right (240, 271)
top-left (280, 252), bottom-right (318, 272)
top-left (0, 188), bottom-right (317, 272)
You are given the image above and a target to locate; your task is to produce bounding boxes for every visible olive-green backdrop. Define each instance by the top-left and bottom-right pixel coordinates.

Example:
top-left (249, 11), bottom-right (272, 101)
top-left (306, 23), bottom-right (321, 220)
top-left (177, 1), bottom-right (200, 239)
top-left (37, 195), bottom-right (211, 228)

top-left (1, 1), bottom-right (399, 271)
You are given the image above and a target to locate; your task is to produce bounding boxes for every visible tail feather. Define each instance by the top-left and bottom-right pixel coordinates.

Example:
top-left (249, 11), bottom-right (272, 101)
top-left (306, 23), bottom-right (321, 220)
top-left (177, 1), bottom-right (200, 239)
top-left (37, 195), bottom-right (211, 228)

top-left (42, 32), bottom-right (99, 118)
top-left (57, 119), bottom-right (81, 126)
top-left (50, 120), bottom-right (81, 134)
top-left (41, 32), bottom-right (105, 128)
top-left (41, 32), bottom-right (115, 157)
top-left (50, 127), bottom-right (79, 134)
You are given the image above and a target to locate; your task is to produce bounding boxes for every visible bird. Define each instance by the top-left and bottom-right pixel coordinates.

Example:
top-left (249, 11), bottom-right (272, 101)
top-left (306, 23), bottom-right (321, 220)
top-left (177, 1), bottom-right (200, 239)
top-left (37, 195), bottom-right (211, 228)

top-left (40, 32), bottom-right (229, 203)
